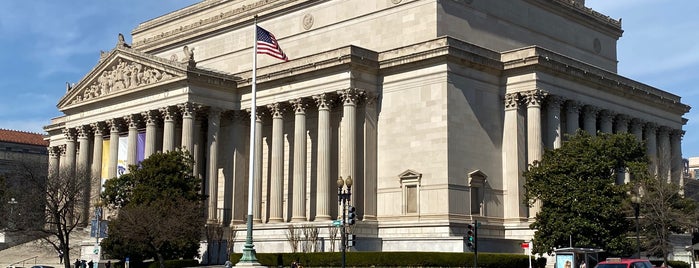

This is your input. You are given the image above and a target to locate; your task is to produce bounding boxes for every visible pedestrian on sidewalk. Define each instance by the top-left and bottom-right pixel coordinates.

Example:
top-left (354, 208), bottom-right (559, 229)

top-left (74, 259), bottom-right (81, 268)
top-left (88, 260), bottom-right (94, 268)
top-left (58, 249), bottom-right (63, 264)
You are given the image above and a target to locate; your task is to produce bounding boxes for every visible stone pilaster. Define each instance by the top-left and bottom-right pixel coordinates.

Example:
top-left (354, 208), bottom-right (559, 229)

top-left (314, 93), bottom-right (335, 220)
top-left (291, 98), bottom-right (309, 222)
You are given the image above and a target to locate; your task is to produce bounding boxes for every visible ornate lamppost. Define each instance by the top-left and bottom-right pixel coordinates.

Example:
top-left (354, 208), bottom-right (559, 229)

top-left (7, 197), bottom-right (18, 230)
top-left (337, 176), bottom-right (353, 268)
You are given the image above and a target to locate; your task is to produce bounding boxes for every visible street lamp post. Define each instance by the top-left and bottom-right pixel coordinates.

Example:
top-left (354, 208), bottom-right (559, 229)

top-left (337, 176), bottom-right (353, 268)
top-left (7, 197), bottom-right (17, 230)
top-left (631, 195), bottom-right (641, 259)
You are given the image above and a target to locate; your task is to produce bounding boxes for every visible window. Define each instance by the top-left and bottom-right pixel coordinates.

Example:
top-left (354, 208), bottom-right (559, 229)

top-left (398, 169), bottom-right (422, 215)
top-left (468, 170), bottom-right (487, 216)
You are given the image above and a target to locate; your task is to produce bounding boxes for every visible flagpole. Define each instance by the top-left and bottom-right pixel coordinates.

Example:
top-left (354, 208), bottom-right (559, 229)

top-left (238, 15), bottom-right (260, 266)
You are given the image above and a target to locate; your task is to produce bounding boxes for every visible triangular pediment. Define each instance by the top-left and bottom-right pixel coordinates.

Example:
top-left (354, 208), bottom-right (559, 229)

top-left (58, 46), bottom-right (189, 109)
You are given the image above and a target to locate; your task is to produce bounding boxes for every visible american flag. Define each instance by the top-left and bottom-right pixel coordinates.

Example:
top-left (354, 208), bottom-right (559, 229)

top-left (256, 26), bottom-right (288, 61)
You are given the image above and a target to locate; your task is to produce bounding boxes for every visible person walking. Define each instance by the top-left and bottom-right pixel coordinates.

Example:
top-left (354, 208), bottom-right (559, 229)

top-left (105, 261), bottom-right (111, 268)
top-left (74, 259), bottom-right (81, 268)
top-left (88, 260), bottom-right (94, 268)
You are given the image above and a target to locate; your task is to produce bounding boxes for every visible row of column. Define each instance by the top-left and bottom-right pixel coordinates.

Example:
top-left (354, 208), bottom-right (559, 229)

top-left (49, 88), bottom-right (374, 226)
top-left (503, 90), bottom-right (685, 220)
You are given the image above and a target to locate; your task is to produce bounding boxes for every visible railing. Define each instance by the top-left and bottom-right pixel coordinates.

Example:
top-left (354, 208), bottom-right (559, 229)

top-left (7, 256), bottom-right (37, 268)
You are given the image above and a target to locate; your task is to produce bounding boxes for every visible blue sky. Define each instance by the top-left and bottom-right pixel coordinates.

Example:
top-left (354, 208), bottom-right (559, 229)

top-left (0, 1), bottom-right (697, 156)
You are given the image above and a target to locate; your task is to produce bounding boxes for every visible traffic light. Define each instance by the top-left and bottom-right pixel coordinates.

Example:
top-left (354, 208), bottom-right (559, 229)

top-left (347, 234), bottom-right (357, 247)
top-left (466, 223), bottom-right (475, 249)
top-left (347, 205), bottom-right (357, 225)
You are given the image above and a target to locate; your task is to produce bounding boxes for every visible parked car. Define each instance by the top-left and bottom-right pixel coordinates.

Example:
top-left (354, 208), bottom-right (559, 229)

top-left (595, 258), bottom-right (654, 268)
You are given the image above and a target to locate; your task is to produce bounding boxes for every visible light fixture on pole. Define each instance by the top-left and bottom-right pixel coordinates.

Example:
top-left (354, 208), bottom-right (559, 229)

top-left (7, 197), bottom-right (17, 230)
top-left (337, 176), bottom-right (353, 268)
top-left (631, 193), bottom-right (641, 259)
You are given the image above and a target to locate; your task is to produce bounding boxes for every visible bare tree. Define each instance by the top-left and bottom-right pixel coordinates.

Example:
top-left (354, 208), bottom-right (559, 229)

top-left (205, 224), bottom-right (225, 264)
top-left (328, 226), bottom-right (339, 252)
top-left (286, 224), bottom-right (302, 253)
top-left (301, 224), bottom-right (319, 252)
top-left (11, 158), bottom-right (91, 268)
top-left (225, 226), bottom-right (237, 260)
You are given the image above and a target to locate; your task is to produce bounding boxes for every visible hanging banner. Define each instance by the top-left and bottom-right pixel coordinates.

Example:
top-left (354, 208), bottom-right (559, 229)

top-left (137, 132), bottom-right (146, 164)
top-left (118, 136), bottom-right (128, 176)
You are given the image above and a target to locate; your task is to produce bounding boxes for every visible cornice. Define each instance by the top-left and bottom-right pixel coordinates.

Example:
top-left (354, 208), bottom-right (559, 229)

top-left (526, 0), bottom-right (623, 38)
top-left (502, 46), bottom-right (690, 115)
top-left (131, 0), bottom-right (315, 52)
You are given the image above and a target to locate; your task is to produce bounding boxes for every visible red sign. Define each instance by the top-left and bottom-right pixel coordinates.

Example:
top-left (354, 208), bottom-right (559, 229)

top-left (521, 242), bottom-right (530, 249)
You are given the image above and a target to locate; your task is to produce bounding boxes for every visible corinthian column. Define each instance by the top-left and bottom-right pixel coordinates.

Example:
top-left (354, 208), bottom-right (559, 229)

top-left (658, 126), bottom-right (671, 182)
top-left (291, 99), bottom-right (308, 222)
top-left (565, 101), bottom-right (581, 135)
top-left (268, 103), bottom-right (285, 223)
top-left (503, 93), bottom-right (526, 220)
top-left (76, 125), bottom-right (92, 175)
top-left (91, 122), bottom-right (106, 204)
top-left (630, 118), bottom-right (644, 141)
top-left (314, 93), bottom-right (335, 220)
top-left (125, 114), bottom-right (141, 167)
top-left (142, 110), bottom-right (159, 158)
top-left (106, 119), bottom-right (123, 179)
top-left (645, 123), bottom-right (658, 176)
top-left (252, 109), bottom-right (265, 223)
top-left (48, 146), bottom-right (60, 177)
top-left (670, 129), bottom-right (684, 185)
top-left (339, 89), bottom-right (361, 194)
top-left (583, 105), bottom-right (599, 135)
top-left (206, 108), bottom-right (221, 224)
top-left (63, 128), bottom-right (77, 178)
top-left (180, 103), bottom-right (197, 153)
top-left (546, 96), bottom-right (564, 149)
top-left (614, 115), bottom-right (630, 133)
top-left (161, 106), bottom-right (178, 152)
top-left (524, 90), bottom-right (545, 217)
top-left (599, 110), bottom-right (614, 133)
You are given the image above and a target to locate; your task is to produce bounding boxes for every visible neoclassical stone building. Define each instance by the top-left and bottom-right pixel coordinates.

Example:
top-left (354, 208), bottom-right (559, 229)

top-left (44, 0), bottom-right (690, 253)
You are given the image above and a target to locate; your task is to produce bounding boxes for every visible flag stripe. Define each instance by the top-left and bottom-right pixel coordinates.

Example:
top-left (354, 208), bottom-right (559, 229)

top-left (256, 26), bottom-right (288, 61)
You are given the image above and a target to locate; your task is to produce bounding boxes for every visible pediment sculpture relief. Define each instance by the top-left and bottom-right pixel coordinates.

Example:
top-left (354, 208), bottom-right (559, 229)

top-left (71, 58), bottom-right (177, 105)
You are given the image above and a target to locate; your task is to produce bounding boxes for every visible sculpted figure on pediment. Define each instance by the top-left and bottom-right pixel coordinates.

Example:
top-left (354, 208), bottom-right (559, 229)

top-left (71, 58), bottom-right (176, 105)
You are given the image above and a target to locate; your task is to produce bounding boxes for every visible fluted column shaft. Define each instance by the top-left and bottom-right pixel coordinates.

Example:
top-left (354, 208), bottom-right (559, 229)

top-left (658, 127), bottom-right (671, 182)
top-left (291, 99), bottom-right (308, 222)
top-left (583, 106), bottom-right (598, 135)
top-left (181, 103), bottom-right (196, 153)
top-left (107, 119), bottom-right (121, 179)
top-left (340, 90), bottom-right (359, 191)
top-left (268, 104), bottom-right (285, 223)
top-left (631, 119), bottom-right (644, 141)
top-left (143, 111), bottom-right (158, 158)
top-left (525, 90), bottom-right (545, 217)
top-left (252, 111), bottom-right (264, 223)
top-left (615, 115), bottom-right (629, 133)
top-left (91, 123), bottom-right (106, 204)
top-left (670, 130), bottom-right (684, 185)
top-left (48, 147), bottom-right (60, 177)
top-left (63, 129), bottom-right (77, 178)
top-left (206, 109), bottom-right (221, 224)
top-left (546, 96), bottom-right (563, 149)
top-left (565, 101), bottom-right (581, 135)
top-left (76, 126), bottom-right (91, 174)
top-left (126, 115), bottom-right (140, 167)
top-left (645, 123), bottom-right (658, 176)
top-left (314, 94), bottom-right (334, 220)
top-left (599, 111), bottom-right (614, 133)
top-left (162, 107), bottom-right (177, 152)
top-left (503, 93), bottom-right (526, 219)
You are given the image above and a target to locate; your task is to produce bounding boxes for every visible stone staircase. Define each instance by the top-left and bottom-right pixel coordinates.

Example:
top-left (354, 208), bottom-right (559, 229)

top-left (0, 228), bottom-right (90, 268)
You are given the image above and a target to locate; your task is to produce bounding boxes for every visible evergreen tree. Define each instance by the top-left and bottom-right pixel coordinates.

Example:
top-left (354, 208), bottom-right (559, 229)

top-left (523, 131), bottom-right (647, 255)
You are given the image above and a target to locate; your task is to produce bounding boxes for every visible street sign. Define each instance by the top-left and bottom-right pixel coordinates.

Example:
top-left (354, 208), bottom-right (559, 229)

top-left (90, 220), bottom-right (109, 238)
top-left (332, 220), bottom-right (342, 227)
top-left (521, 242), bottom-right (530, 249)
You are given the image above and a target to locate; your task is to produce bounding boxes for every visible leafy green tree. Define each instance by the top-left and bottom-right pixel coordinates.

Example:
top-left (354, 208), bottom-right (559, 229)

top-left (523, 131), bottom-right (648, 255)
top-left (101, 150), bottom-right (206, 267)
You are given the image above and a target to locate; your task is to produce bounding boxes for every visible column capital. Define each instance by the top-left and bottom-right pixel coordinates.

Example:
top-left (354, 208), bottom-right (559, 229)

top-left (63, 128), bottom-right (77, 141)
top-left (142, 110), bottom-right (161, 126)
top-left (644, 122), bottom-right (658, 132)
top-left (658, 125), bottom-right (671, 135)
top-left (124, 114), bottom-right (143, 129)
top-left (583, 105), bottom-right (600, 116)
top-left (91, 122), bottom-right (108, 136)
top-left (599, 110), bottom-right (615, 119)
top-left (48, 146), bottom-right (61, 157)
top-left (106, 118), bottom-right (125, 133)
top-left (615, 114), bottom-right (630, 124)
top-left (314, 93), bottom-right (337, 110)
top-left (546, 95), bottom-right (565, 109)
top-left (267, 102), bottom-right (287, 118)
top-left (670, 128), bottom-right (685, 139)
top-left (504, 93), bottom-right (520, 110)
top-left (290, 98), bottom-right (310, 114)
top-left (565, 100), bottom-right (583, 112)
top-left (160, 106), bottom-right (180, 121)
top-left (338, 88), bottom-right (365, 106)
top-left (179, 102), bottom-right (200, 118)
top-left (76, 125), bottom-right (92, 139)
top-left (522, 89), bottom-right (547, 107)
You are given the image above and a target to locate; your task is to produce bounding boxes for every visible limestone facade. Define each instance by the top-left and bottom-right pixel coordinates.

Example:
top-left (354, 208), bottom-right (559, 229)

top-left (44, 0), bottom-right (690, 253)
